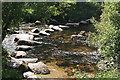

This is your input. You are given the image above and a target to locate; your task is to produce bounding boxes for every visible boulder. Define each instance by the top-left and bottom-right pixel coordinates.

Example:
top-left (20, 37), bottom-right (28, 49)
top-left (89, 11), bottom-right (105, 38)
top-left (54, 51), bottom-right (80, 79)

top-left (23, 71), bottom-right (34, 78)
top-left (17, 39), bottom-right (43, 46)
top-left (43, 29), bottom-right (54, 33)
top-left (14, 34), bottom-right (34, 42)
top-left (58, 25), bottom-right (69, 29)
top-left (35, 20), bottom-right (41, 25)
top-left (11, 51), bottom-right (27, 58)
top-left (39, 31), bottom-right (50, 36)
top-left (31, 28), bottom-right (40, 33)
top-left (28, 62), bottom-right (50, 74)
top-left (49, 25), bottom-right (54, 28)
top-left (16, 45), bottom-right (32, 51)
top-left (23, 71), bottom-right (42, 79)
top-left (49, 25), bottom-right (63, 31)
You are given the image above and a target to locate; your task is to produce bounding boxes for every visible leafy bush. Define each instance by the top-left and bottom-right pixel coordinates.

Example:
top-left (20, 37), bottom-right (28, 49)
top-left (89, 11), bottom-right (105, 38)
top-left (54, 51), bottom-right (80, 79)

top-left (88, 2), bottom-right (120, 64)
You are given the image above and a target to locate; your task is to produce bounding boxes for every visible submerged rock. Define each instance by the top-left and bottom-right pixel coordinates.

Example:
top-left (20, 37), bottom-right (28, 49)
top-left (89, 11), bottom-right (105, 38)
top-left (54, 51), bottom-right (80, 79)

top-left (28, 62), bottom-right (50, 74)
top-left (11, 51), bottom-right (27, 58)
top-left (16, 45), bottom-right (32, 51)
top-left (17, 39), bottom-right (43, 46)
top-left (14, 34), bottom-right (34, 42)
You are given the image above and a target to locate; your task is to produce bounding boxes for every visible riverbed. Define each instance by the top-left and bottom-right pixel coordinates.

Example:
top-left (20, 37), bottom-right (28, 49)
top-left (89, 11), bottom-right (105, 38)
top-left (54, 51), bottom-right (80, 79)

top-left (2, 24), bottom-right (101, 78)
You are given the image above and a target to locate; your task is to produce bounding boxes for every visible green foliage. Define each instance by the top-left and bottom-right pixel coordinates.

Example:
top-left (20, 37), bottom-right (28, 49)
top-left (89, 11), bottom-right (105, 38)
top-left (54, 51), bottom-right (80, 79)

top-left (2, 2), bottom-right (24, 29)
top-left (88, 2), bottom-right (120, 63)
top-left (2, 56), bottom-right (23, 79)
top-left (94, 68), bottom-right (119, 78)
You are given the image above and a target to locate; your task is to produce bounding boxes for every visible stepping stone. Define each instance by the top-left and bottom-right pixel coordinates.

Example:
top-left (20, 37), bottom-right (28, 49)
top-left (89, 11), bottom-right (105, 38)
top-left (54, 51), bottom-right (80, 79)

top-left (39, 31), bottom-right (50, 36)
top-left (29, 32), bottom-right (40, 37)
top-left (58, 25), bottom-right (69, 29)
top-left (14, 34), bottom-right (34, 42)
top-left (9, 56), bottom-right (38, 63)
top-left (11, 51), bottom-right (27, 58)
top-left (31, 28), bottom-right (40, 33)
top-left (23, 71), bottom-right (42, 79)
top-left (16, 45), bottom-right (32, 51)
top-left (49, 25), bottom-right (63, 31)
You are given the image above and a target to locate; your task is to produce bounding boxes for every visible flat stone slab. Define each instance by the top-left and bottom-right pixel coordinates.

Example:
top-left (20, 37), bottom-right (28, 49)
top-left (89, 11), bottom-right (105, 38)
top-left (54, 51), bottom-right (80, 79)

top-left (14, 34), bottom-right (34, 41)
top-left (58, 25), bottom-right (69, 29)
top-left (39, 31), bottom-right (50, 36)
top-left (11, 51), bottom-right (27, 58)
top-left (28, 32), bottom-right (40, 37)
top-left (9, 57), bottom-right (38, 63)
top-left (16, 45), bottom-right (32, 51)
top-left (43, 29), bottom-right (54, 33)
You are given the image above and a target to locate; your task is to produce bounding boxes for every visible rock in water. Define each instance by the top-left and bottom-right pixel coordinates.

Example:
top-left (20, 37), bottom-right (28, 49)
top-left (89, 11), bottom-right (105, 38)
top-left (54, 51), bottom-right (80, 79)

top-left (23, 71), bottom-right (42, 79)
top-left (14, 34), bottom-right (34, 42)
top-left (16, 45), bottom-right (32, 51)
top-left (11, 51), bottom-right (27, 58)
top-left (49, 25), bottom-right (63, 31)
top-left (29, 32), bottom-right (40, 37)
top-left (39, 31), bottom-right (50, 36)
top-left (17, 39), bottom-right (43, 46)
top-left (35, 20), bottom-right (41, 25)
top-left (58, 25), bottom-right (69, 29)
top-left (28, 62), bottom-right (50, 74)
top-left (31, 28), bottom-right (40, 33)
top-left (43, 29), bottom-right (54, 33)
top-left (23, 71), bottom-right (34, 78)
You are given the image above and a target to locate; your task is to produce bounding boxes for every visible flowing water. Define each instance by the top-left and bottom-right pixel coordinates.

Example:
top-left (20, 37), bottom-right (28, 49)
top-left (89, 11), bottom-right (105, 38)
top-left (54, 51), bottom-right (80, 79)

top-left (2, 24), bottom-right (102, 78)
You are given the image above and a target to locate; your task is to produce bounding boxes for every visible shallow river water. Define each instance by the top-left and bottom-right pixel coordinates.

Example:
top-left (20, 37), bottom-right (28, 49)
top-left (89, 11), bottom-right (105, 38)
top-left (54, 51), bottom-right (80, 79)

top-left (3, 24), bottom-right (101, 78)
